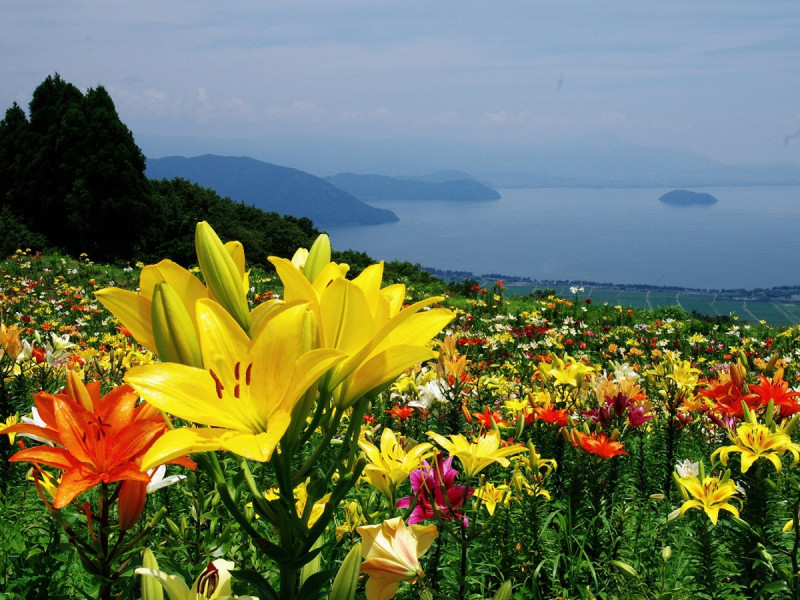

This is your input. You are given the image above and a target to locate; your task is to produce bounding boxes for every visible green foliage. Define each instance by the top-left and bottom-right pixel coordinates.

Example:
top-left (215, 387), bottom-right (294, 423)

top-left (0, 205), bottom-right (49, 257)
top-left (147, 177), bottom-right (321, 266)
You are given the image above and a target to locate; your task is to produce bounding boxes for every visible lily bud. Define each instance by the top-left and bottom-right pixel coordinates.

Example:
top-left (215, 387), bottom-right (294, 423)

top-left (304, 234), bottom-right (332, 284)
top-left (766, 353), bottom-right (779, 372)
top-left (195, 221), bottom-right (251, 333)
top-left (329, 542), bottom-right (362, 600)
top-left (151, 282), bottom-right (203, 368)
top-left (140, 549), bottom-right (164, 600)
top-left (673, 472), bottom-right (690, 501)
top-left (66, 371), bottom-right (93, 411)
top-left (300, 536), bottom-right (323, 588)
top-left (493, 580), bottom-right (513, 600)
top-left (291, 247), bottom-right (309, 269)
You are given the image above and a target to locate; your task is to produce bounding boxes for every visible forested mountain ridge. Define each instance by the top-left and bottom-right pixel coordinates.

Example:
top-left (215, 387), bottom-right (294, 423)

top-left (146, 155), bottom-right (398, 226)
top-left (326, 172), bottom-right (500, 202)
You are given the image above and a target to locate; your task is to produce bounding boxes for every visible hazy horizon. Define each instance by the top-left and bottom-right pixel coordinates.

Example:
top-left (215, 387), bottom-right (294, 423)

top-left (4, 1), bottom-right (800, 176)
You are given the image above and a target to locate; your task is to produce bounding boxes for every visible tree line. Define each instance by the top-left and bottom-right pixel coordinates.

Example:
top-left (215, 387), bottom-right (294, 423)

top-left (0, 74), bottom-right (321, 266)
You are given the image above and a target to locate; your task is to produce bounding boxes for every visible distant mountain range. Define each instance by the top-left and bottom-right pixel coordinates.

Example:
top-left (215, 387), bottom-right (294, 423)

top-left (139, 133), bottom-right (800, 187)
top-left (325, 173), bottom-right (500, 202)
top-left (145, 155), bottom-right (398, 227)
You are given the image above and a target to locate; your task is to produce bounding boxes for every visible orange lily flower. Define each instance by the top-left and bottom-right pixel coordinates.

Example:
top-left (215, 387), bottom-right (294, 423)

top-left (747, 374), bottom-right (800, 417)
top-left (579, 432), bottom-right (627, 459)
top-left (386, 404), bottom-right (414, 420)
top-left (533, 404), bottom-right (570, 427)
top-left (473, 406), bottom-right (507, 429)
top-left (2, 372), bottom-right (185, 511)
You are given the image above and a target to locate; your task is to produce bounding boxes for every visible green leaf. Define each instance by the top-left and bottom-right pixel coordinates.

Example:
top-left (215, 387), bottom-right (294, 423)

top-left (231, 568), bottom-right (279, 600)
top-left (758, 580), bottom-right (789, 595)
top-left (610, 559), bottom-right (639, 580)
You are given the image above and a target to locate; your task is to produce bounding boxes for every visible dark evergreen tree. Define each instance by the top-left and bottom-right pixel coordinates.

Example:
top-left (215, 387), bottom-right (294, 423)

top-left (0, 74), bottom-right (163, 261)
top-left (0, 103), bottom-right (33, 215)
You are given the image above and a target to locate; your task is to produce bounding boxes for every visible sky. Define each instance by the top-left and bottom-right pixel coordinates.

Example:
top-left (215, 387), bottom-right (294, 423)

top-left (3, 1), bottom-right (800, 174)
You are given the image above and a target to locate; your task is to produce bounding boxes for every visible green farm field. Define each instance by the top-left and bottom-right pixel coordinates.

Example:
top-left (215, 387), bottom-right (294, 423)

top-left (501, 284), bottom-right (800, 326)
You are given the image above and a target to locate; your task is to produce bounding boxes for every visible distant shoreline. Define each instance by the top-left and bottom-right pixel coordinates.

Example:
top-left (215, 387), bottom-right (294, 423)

top-left (422, 266), bottom-right (800, 299)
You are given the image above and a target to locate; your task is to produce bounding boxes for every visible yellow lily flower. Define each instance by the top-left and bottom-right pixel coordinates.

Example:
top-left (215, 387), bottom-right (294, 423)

top-left (675, 473), bottom-right (741, 525)
top-left (357, 517), bottom-right (437, 600)
top-left (291, 479), bottom-right (331, 528)
top-left (537, 354), bottom-right (594, 388)
top-left (475, 482), bottom-right (510, 515)
top-left (666, 360), bottom-right (702, 391)
top-left (0, 323), bottom-right (22, 360)
top-left (3, 413), bottom-right (19, 445)
top-left (427, 430), bottom-right (527, 480)
top-left (510, 468), bottom-right (551, 501)
top-left (126, 299), bottom-right (345, 468)
top-left (335, 500), bottom-right (366, 541)
top-left (712, 422), bottom-right (800, 473)
top-left (359, 428), bottom-right (433, 502)
top-left (270, 254), bottom-right (454, 409)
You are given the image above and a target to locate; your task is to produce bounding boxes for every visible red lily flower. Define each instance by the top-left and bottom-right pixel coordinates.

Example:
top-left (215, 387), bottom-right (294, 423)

top-left (747, 374), bottom-right (800, 417)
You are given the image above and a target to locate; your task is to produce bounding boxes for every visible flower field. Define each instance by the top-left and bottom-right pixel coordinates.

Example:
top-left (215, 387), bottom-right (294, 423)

top-left (3, 233), bottom-right (800, 600)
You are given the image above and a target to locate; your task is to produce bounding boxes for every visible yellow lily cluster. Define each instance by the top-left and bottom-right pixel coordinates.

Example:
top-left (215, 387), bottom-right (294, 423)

top-left (537, 354), bottom-right (595, 389)
top-left (270, 243), bottom-right (454, 410)
top-left (510, 443), bottom-right (557, 501)
top-left (96, 223), bottom-right (454, 472)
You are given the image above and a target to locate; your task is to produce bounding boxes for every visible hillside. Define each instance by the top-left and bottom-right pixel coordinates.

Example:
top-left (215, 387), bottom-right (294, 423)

top-left (326, 172), bottom-right (500, 202)
top-left (145, 155), bottom-right (398, 227)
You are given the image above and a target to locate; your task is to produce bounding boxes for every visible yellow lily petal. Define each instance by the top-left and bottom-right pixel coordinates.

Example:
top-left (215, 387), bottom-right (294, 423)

top-left (94, 288), bottom-right (158, 353)
top-left (126, 364), bottom-right (250, 431)
top-left (141, 427), bottom-right (236, 470)
top-left (339, 346), bottom-right (437, 407)
top-left (141, 260), bottom-right (207, 314)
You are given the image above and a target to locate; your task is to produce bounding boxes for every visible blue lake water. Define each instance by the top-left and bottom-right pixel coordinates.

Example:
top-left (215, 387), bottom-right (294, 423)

top-left (325, 186), bottom-right (800, 290)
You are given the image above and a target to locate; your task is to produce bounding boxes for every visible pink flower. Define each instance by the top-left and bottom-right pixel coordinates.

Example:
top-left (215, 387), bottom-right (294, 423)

top-left (396, 454), bottom-right (473, 526)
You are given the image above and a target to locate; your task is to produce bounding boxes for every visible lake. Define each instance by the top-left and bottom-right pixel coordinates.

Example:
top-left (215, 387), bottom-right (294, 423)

top-left (325, 186), bottom-right (800, 290)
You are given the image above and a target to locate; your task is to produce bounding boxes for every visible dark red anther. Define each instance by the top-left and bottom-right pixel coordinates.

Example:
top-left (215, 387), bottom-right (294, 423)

top-left (196, 561), bottom-right (219, 596)
top-left (209, 370), bottom-right (225, 399)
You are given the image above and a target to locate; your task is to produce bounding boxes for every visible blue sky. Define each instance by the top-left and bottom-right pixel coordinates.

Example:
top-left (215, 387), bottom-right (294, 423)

top-left (3, 1), bottom-right (800, 172)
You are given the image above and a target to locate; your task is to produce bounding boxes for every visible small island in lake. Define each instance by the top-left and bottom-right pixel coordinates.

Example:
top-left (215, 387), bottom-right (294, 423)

top-left (659, 189), bottom-right (718, 205)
